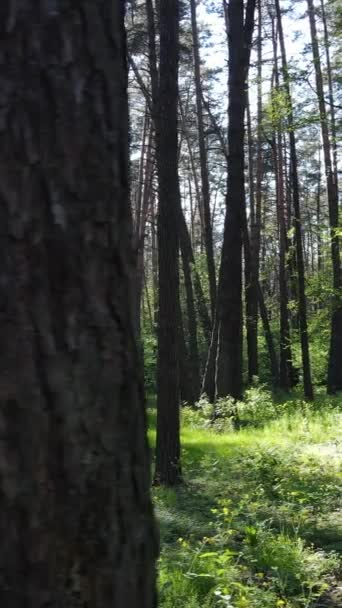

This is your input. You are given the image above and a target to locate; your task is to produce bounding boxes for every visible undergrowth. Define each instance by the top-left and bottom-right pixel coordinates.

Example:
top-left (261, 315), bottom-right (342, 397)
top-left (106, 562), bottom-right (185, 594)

top-left (150, 387), bottom-right (342, 608)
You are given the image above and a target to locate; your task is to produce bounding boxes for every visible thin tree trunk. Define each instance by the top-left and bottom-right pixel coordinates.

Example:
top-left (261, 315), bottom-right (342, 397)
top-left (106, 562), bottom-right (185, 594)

top-left (178, 295), bottom-right (194, 405)
top-left (246, 0), bottom-right (263, 383)
top-left (271, 19), bottom-right (293, 391)
top-left (320, 0), bottom-right (339, 190)
top-left (151, 194), bottom-right (159, 327)
top-left (242, 211), bottom-right (279, 386)
top-left (275, 0), bottom-right (314, 399)
top-left (190, 0), bottom-right (217, 321)
top-left (181, 233), bottom-right (201, 404)
top-left (317, 148), bottom-right (323, 272)
top-left (179, 210), bottom-right (212, 345)
top-left (0, 3), bottom-right (158, 606)
top-left (134, 123), bottom-right (154, 339)
top-left (245, 92), bottom-right (259, 383)
top-left (258, 285), bottom-right (280, 385)
top-left (202, 313), bottom-right (219, 402)
top-left (307, 0), bottom-right (342, 393)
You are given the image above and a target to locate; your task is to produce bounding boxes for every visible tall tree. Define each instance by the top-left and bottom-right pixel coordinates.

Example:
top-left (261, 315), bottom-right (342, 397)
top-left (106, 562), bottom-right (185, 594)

top-left (216, 0), bottom-right (256, 400)
top-left (0, 2), bottom-right (157, 606)
top-left (154, 0), bottom-right (182, 484)
top-left (275, 0), bottom-right (314, 400)
top-left (190, 0), bottom-right (217, 321)
top-left (246, 0), bottom-right (263, 383)
top-left (320, 0), bottom-right (339, 190)
top-left (270, 12), bottom-right (297, 391)
top-left (307, 0), bottom-right (342, 393)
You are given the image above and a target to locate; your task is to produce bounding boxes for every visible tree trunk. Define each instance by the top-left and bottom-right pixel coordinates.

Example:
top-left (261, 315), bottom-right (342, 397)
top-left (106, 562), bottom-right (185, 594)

top-left (317, 148), bottom-right (323, 272)
top-left (202, 315), bottom-right (219, 401)
top-left (307, 0), bottom-right (342, 393)
top-left (246, 0), bottom-right (263, 383)
top-left (245, 93), bottom-right (259, 383)
top-left (154, 0), bottom-right (182, 485)
top-left (190, 0), bottom-right (217, 322)
top-left (320, 0), bottom-right (339, 190)
top-left (134, 122), bottom-right (154, 340)
top-left (181, 232), bottom-right (201, 404)
top-left (216, 0), bottom-right (256, 400)
top-left (0, 3), bottom-right (158, 606)
top-left (275, 0), bottom-right (314, 399)
top-left (270, 16), bottom-right (294, 392)
top-left (242, 213), bottom-right (279, 386)
top-left (151, 194), bottom-right (159, 327)
top-left (179, 209), bottom-right (212, 347)
top-left (258, 285), bottom-right (280, 386)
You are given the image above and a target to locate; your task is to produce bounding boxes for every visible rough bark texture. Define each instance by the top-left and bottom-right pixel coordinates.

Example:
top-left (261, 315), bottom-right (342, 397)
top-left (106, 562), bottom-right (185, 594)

top-left (307, 0), bottom-right (342, 393)
top-left (154, 0), bottom-right (182, 484)
top-left (0, 3), bottom-right (158, 607)
top-left (275, 0), bottom-right (314, 400)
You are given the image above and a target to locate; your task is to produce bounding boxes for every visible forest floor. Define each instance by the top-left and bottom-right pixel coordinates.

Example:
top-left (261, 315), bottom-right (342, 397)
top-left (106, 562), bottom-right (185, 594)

top-left (148, 390), bottom-right (342, 608)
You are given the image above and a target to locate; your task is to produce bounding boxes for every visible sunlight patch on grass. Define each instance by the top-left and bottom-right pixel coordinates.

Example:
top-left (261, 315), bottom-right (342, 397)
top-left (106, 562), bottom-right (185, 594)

top-left (151, 393), bottom-right (342, 608)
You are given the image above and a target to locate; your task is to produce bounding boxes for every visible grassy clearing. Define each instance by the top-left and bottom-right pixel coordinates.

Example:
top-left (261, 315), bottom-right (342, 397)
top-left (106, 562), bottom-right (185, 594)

top-left (149, 389), bottom-right (342, 607)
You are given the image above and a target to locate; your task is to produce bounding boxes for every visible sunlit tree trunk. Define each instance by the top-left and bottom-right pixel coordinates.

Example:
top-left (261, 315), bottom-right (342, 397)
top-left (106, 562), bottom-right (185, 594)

top-left (275, 0), bottom-right (314, 399)
top-left (320, 0), bottom-right (339, 190)
top-left (307, 0), bottom-right (342, 393)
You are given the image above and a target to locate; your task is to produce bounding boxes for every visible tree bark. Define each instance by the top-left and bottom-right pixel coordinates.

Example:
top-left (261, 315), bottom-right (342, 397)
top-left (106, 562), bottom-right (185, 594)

top-left (245, 93), bottom-right (259, 383)
top-left (0, 3), bottom-right (158, 606)
top-left (307, 0), bottom-right (342, 393)
top-left (216, 0), bottom-right (256, 400)
top-left (190, 0), bottom-right (217, 322)
top-left (275, 0), bottom-right (314, 399)
top-left (246, 0), bottom-right (263, 383)
top-left (320, 0), bottom-right (339, 190)
top-left (242, 209), bottom-right (279, 386)
top-left (154, 0), bottom-right (182, 484)
top-left (180, 232), bottom-right (201, 404)
top-left (134, 121), bottom-right (154, 340)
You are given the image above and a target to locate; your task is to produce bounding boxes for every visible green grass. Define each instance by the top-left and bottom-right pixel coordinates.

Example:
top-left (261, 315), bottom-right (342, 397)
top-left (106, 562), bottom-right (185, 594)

top-left (150, 389), bottom-right (342, 607)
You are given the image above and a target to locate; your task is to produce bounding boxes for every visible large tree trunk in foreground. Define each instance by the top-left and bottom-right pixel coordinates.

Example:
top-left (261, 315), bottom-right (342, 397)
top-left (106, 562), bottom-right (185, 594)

top-left (307, 0), bottom-right (342, 393)
top-left (0, 3), bottom-right (157, 607)
top-left (154, 0), bottom-right (182, 485)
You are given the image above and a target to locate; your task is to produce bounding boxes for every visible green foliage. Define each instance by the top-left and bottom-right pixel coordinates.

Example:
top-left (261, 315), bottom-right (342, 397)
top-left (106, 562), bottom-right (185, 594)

top-left (152, 395), bottom-right (342, 608)
top-left (142, 328), bottom-right (157, 393)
